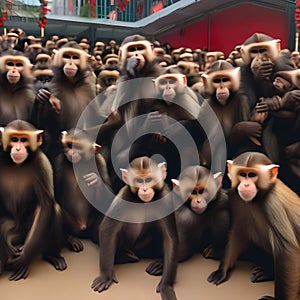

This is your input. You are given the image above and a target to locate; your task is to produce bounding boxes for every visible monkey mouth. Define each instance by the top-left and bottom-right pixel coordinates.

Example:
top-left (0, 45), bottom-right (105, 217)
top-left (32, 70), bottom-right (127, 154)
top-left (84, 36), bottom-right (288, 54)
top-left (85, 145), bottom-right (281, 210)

top-left (238, 190), bottom-right (257, 202)
top-left (139, 193), bottom-right (154, 202)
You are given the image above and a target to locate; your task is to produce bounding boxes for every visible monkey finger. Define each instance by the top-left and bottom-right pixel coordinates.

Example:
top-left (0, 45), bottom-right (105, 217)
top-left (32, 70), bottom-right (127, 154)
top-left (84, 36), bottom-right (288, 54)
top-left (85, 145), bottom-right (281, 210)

top-left (145, 260), bottom-right (163, 276)
top-left (9, 266), bottom-right (29, 281)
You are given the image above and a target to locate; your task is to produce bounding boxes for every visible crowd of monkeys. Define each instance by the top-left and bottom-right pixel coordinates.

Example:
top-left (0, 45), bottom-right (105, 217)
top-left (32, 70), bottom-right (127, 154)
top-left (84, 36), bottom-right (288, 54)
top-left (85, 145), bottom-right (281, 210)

top-left (0, 27), bottom-right (299, 300)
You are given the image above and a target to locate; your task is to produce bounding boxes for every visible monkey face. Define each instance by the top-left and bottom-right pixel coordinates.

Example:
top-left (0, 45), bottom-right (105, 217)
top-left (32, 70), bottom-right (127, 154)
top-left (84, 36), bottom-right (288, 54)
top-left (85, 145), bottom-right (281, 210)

top-left (211, 76), bottom-right (232, 104)
top-left (64, 142), bottom-right (83, 164)
top-left (5, 60), bottom-right (24, 84)
top-left (62, 52), bottom-right (80, 78)
top-left (133, 175), bottom-right (156, 202)
top-left (155, 73), bottom-right (187, 101)
top-left (9, 134), bottom-right (30, 164)
top-left (236, 169), bottom-right (258, 201)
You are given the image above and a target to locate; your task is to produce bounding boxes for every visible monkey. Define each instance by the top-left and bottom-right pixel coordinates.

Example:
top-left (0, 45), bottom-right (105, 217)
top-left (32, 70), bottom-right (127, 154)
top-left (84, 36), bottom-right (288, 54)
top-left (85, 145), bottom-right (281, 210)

top-left (199, 60), bottom-right (268, 170)
top-left (253, 56), bottom-right (300, 194)
top-left (0, 50), bottom-right (36, 126)
top-left (239, 33), bottom-right (281, 109)
top-left (97, 68), bottom-right (119, 94)
top-left (54, 129), bottom-right (112, 252)
top-left (0, 120), bottom-right (67, 281)
top-left (32, 41), bottom-right (97, 162)
top-left (146, 165), bottom-right (230, 276)
top-left (93, 34), bottom-right (165, 191)
top-left (128, 67), bottom-right (202, 184)
top-left (91, 156), bottom-right (178, 300)
top-left (208, 151), bottom-right (300, 300)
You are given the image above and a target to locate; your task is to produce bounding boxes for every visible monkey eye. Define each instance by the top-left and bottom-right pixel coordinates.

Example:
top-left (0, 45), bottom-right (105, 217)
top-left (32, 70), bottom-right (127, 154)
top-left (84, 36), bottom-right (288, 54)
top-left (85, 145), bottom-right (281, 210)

top-left (63, 54), bottom-right (71, 59)
top-left (72, 55), bottom-right (80, 60)
top-left (16, 62), bottom-right (23, 67)
top-left (10, 137), bottom-right (27, 142)
top-left (135, 178), bottom-right (144, 184)
top-left (250, 48), bottom-right (267, 54)
top-left (145, 177), bottom-right (153, 183)
top-left (213, 77), bottom-right (230, 84)
top-left (239, 172), bottom-right (247, 177)
top-left (168, 79), bottom-right (176, 84)
top-left (191, 190), bottom-right (198, 195)
top-left (159, 79), bottom-right (167, 86)
top-left (248, 172), bottom-right (257, 178)
top-left (6, 61), bottom-right (15, 67)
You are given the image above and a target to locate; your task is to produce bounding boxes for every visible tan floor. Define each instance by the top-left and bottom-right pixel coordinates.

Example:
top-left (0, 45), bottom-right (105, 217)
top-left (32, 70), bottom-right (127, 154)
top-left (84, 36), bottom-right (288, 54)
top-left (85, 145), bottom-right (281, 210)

top-left (1, 240), bottom-right (274, 300)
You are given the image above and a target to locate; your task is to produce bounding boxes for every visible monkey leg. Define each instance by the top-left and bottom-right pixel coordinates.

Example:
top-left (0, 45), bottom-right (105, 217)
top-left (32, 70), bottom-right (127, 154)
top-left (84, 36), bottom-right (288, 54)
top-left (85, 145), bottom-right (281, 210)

top-left (43, 204), bottom-right (67, 271)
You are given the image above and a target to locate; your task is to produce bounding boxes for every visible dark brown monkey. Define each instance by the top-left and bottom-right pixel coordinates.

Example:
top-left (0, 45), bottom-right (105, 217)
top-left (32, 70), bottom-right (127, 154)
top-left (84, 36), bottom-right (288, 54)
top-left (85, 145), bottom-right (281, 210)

top-left (200, 60), bottom-right (268, 166)
top-left (0, 120), bottom-right (67, 281)
top-left (33, 41), bottom-right (97, 161)
top-left (239, 33), bottom-right (281, 109)
top-left (208, 151), bottom-right (300, 300)
top-left (0, 50), bottom-right (35, 126)
top-left (91, 156), bottom-right (178, 300)
top-left (55, 129), bottom-right (112, 252)
top-left (146, 165), bottom-right (229, 276)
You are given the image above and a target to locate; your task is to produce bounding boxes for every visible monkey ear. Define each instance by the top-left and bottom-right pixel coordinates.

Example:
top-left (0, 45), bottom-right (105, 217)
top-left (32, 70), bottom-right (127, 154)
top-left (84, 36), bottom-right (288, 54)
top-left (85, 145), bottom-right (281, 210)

top-left (120, 168), bottom-right (129, 184)
top-left (35, 130), bottom-right (44, 147)
top-left (93, 143), bottom-right (101, 153)
top-left (201, 73), bottom-right (208, 87)
top-left (213, 172), bottom-right (223, 189)
top-left (227, 160), bottom-right (233, 180)
top-left (158, 162), bottom-right (167, 180)
top-left (171, 179), bottom-right (180, 194)
top-left (265, 164), bottom-right (279, 182)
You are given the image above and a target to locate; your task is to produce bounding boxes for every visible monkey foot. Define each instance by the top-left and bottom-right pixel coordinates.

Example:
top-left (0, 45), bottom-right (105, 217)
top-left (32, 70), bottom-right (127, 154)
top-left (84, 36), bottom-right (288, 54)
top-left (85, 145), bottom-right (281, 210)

top-left (44, 255), bottom-right (67, 271)
top-left (67, 236), bottom-right (84, 252)
top-left (145, 260), bottom-right (163, 276)
top-left (251, 266), bottom-right (274, 282)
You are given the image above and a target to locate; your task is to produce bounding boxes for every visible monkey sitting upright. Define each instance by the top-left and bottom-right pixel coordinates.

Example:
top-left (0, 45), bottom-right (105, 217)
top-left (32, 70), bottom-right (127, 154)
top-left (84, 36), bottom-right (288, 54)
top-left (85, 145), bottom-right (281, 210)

top-left (146, 165), bottom-right (230, 276)
top-left (0, 120), bottom-right (67, 281)
top-left (55, 129), bottom-right (112, 252)
top-left (208, 151), bottom-right (300, 300)
top-left (92, 156), bottom-right (178, 300)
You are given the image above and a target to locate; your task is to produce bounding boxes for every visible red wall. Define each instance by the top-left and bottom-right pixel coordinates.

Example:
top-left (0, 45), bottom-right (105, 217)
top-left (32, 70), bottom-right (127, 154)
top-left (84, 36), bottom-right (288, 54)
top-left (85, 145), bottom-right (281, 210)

top-left (158, 3), bottom-right (289, 56)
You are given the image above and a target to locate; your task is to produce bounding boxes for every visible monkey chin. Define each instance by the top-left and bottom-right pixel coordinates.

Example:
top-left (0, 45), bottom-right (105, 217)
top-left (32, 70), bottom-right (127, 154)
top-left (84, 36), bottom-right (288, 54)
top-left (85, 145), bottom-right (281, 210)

top-left (237, 188), bottom-right (257, 202)
top-left (138, 191), bottom-right (155, 203)
top-left (10, 152), bottom-right (28, 164)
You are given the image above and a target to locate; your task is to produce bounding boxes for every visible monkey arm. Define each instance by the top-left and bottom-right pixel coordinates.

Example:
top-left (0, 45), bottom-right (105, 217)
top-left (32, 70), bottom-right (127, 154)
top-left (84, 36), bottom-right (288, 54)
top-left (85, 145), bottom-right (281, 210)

top-left (208, 223), bottom-right (248, 285)
top-left (156, 213), bottom-right (178, 300)
top-left (91, 216), bottom-right (122, 292)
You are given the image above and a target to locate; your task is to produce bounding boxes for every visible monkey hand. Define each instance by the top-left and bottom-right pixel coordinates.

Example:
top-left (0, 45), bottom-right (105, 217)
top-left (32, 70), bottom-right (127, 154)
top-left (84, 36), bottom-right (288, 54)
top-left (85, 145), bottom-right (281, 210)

top-left (140, 111), bottom-right (164, 133)
top-left (255, 97), bottom-right (269, 113)
top-left (7, 251), bottom-right (30, 281)
top-left (83, 172), bottom-right (101, 187)
top-left (49, 95), bottom-right (62, 114)
top-left (262, 95), bottom-right (282, 111)
top-left (156, 281), bottom-right (177, 300)
top-left (126, 55), bottom-right (140, 77)
top-left (253, 60), bottom-right (273, 80)
top-left (36, 88), bottom-right (51, 104)
top-left (91, 272), bottom-right (118, 293)
top-left (207, 267), bottom-right (229, 285)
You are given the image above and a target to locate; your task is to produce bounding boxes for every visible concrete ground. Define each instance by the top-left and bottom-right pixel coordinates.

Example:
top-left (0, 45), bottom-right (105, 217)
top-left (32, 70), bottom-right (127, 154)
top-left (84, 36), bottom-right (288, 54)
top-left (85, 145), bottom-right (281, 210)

top-left (1, 240), bottom-right (274, 300)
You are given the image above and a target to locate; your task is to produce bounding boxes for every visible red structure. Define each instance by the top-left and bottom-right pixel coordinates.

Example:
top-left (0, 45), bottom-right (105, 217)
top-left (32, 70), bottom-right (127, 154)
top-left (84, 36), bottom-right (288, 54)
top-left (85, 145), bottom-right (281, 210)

top-left (158, 2), bottom-right (290, 55)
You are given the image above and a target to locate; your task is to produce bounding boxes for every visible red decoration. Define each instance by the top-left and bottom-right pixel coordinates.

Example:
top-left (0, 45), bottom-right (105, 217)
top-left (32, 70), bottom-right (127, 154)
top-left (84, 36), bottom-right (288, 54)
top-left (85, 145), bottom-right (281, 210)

top-left (39, 0), bottom-right (50, 29)
top-left (118, 0), bottom-right (129, 11)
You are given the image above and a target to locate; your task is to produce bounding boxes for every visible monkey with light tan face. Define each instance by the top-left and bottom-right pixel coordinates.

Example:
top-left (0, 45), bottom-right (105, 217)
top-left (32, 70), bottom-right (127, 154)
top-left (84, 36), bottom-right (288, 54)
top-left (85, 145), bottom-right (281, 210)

top-left (208, 151), bottom-right (300, 300)
top-left (92, 156), bottom-right (178, 300)
top-left (0, 120), bottom-right (67, 281)
top-left (0, 50), bottom-right (35, 126)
